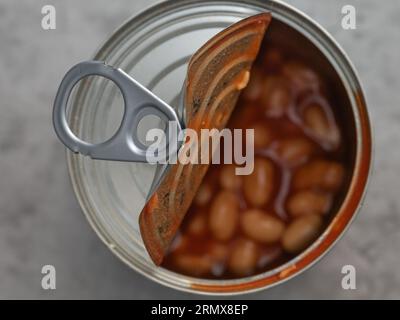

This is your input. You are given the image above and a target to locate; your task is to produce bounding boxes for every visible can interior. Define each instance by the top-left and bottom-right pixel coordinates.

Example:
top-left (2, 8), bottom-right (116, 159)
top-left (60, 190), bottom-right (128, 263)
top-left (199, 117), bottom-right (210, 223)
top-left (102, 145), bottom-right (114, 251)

top-left (259, 19), bottom-right (357, 221)
top-left (161, 18), bottom-right (358, 281)
top-left (66, 0), bottom-right (365, 295)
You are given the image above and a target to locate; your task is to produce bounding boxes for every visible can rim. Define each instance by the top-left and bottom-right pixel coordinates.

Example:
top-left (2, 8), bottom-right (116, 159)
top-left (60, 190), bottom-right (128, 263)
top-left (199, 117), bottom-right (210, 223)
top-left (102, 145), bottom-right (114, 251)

top-left (66, 0), bottom-right (373, 295)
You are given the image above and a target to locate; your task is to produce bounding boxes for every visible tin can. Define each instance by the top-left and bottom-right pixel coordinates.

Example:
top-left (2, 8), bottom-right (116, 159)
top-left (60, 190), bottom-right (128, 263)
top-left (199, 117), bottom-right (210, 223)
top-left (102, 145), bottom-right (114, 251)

top-left (66, 0), bottom-right (372, 294)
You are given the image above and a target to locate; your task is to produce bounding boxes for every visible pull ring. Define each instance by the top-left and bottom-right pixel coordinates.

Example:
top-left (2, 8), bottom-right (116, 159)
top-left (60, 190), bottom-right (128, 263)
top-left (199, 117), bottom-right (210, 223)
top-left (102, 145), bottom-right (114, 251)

top-left (53, 61), bottom-right (183, 162)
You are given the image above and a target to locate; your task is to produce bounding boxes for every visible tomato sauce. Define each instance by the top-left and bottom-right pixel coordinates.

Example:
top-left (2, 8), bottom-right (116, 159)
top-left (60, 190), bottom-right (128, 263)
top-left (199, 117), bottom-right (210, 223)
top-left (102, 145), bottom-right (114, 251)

top-left (162, 43), bottom-right (349, 279)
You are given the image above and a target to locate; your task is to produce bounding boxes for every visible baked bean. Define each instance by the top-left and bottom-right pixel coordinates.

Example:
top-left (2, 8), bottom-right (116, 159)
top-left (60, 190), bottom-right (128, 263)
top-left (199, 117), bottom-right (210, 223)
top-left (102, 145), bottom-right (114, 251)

top-left (241, 209), bottom-right (285, 243)
top-left (252, 122), bottom-right (272, 149)
top-left (209, 191), bottom-right (239, 241)
top-left (194, 182), bottom-right (212, 206)
top-left (243, 158), bottom-right (274, 207)
top-left (294, 160), bottom-right (345, 191)
top-left (283, 61), bottom-right (320, 94)
top-left (173, 254), bottom-right (213, 277)
top-left (210, 242), bottom-right (229, 262)
top-left (287, 190), bottom-right (332, 217)
top-left (303, 103), bottom-right (340, 149)
top-left (228, 239), bottom-right (259, 276)
top-left (274, 137), bottom-right (313, 167)
top-left (261, 76), bottom-right (291, 118)
top-left (219, 165), bottom-right (242, 190)
top-left (282, 214), bottom-right (323, 253)
top-left (186, 212), bottom-right (207, 236)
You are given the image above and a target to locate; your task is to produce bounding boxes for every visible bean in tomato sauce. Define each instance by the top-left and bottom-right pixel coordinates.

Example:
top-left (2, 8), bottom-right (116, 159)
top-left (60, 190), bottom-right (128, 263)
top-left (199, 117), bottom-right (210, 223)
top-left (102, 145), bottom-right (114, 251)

top-left (162, 45), bottom-right (348, 279)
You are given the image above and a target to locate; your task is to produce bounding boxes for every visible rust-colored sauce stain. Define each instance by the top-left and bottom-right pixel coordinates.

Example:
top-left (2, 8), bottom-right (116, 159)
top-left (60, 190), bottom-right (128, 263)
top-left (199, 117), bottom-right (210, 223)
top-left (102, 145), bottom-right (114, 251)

top-left (139, 13), bottom-right (272, 266)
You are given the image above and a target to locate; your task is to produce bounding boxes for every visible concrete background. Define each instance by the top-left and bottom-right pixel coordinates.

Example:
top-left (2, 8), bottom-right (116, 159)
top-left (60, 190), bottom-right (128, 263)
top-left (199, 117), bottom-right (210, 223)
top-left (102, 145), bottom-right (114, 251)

top-left (0, 0), bottom-right (399, 299)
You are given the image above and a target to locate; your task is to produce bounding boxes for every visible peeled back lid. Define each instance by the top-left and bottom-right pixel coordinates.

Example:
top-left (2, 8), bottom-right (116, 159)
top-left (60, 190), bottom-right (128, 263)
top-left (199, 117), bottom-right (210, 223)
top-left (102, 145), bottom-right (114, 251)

top-left (139, 13), bottom-right (271, 265)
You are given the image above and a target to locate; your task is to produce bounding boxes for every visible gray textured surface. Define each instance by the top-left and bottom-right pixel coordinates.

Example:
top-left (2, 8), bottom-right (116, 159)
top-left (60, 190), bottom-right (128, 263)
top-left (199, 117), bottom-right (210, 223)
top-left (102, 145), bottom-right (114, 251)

top-left (0, 0), bottom-right (399, 299)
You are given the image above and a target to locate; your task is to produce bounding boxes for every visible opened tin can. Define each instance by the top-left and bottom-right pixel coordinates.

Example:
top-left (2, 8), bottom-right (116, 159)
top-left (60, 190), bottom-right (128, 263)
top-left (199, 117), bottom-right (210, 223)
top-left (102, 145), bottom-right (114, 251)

top-left (65, 0), bottom-right (372, 294)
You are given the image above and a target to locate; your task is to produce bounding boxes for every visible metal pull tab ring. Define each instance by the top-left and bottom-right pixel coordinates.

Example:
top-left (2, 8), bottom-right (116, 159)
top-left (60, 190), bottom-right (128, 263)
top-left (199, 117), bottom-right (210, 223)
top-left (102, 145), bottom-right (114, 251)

top-left (53, 61), bottom-right (183, 162)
